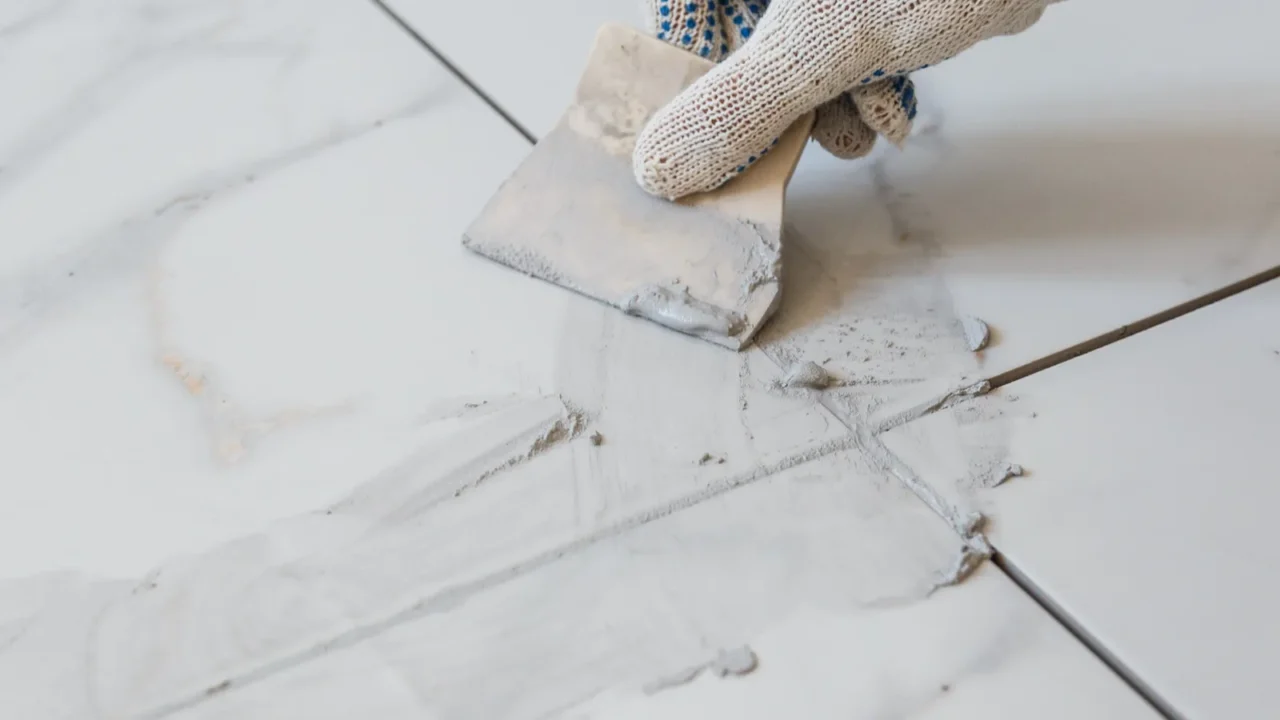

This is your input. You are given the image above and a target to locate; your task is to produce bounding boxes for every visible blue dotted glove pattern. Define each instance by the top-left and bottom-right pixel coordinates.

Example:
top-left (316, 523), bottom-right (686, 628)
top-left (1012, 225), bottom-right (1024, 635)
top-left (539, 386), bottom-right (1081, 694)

top-left (646, 0), bottom-right (929, 182)
top-left (651, 0), bottom-right (919, 121)
top-left (653, 0), bottom-right (767, 60)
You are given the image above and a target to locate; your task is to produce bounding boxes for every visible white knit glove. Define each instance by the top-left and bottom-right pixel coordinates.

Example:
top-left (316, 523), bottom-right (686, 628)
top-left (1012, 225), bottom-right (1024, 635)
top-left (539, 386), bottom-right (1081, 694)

top-left (636, 0), bottom-right (1059, 199)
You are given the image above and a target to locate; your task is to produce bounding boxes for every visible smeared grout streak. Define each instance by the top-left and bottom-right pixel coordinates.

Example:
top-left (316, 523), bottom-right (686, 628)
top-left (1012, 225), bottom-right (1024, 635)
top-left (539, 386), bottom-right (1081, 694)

top-left (873, 379), bottom-right (992, 434)
top-left (988, 463), bottom-right (1024, 488)
top-left (455, 410), bottom-right (586, 497)
top-left (130, 302), bottom-right (1001, 716)
top-left (416, 394), bottom-right (527, 424)
top-left (756, 339), bottom-right (995, 577)
top-left (851, 421), bottom-right (992, 583)
top-left (131, 433), bottom-right (863, 720)
top-left (642, 664), bottom-right (705, 695)
top-left (931, 546), bottom-right (991, 594)
top-left (328, 396), bottom-right (583, 523)
top-left (641, 645), bottom-right (758, 695)
top-left (755, 346), bottom-right (993, 587)
top-left (129, 353), bottom-right (997, 718)
top-left (777, 360), bottom-right (838, 390)
top-left (710, 645), bottom-right (759, 677)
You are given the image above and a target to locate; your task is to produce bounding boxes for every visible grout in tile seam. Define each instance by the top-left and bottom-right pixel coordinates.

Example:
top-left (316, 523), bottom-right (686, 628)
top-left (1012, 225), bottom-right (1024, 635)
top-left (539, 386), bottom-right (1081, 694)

top-left (992, 552), bottom-right (1186, 720)
top-left (988, 264), bottom-right (1280, 390)
top-left (366, 0), bottom-right (538, 145)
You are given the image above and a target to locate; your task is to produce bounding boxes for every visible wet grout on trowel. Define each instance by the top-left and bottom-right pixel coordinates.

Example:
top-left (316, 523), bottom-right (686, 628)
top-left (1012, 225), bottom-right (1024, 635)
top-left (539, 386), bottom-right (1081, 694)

top-left (621, 284), bottom-right (745, 339)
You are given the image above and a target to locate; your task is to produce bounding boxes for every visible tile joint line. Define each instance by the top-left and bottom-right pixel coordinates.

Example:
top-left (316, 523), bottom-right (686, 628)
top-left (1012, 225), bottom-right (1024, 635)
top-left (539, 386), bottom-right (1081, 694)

top-left (366, 0), bottom-right (539, 145)
top-left (989, 264), bottom-right (1280, 389)
top-left (992, 552), bottom-right (1186, 720)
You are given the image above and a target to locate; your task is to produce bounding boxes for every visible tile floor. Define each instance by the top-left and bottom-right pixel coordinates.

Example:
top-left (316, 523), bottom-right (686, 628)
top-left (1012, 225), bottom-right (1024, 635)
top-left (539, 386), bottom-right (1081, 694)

top-left (0, 0), bottom-right (1276, 718)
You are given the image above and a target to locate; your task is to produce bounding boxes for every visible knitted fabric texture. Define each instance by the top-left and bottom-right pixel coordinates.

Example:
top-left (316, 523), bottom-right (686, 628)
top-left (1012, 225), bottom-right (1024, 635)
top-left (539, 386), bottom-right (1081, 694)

top-left (645, 0), bottom-right (915, 168)
top-left (636, 0), bottom-right (1058, 199)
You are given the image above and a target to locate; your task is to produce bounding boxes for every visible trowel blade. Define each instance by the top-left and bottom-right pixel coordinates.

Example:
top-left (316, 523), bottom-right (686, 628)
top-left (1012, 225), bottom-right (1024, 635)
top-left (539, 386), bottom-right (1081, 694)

top-left (462, 24), bottom-right (812, 350)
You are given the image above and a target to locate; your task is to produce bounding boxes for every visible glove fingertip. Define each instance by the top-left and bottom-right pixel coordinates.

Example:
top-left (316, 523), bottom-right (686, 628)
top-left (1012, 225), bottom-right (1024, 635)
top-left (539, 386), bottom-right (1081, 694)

top-left (812, 94), bottom-right (877, 160)
top-left (850, 77), bottom-right (916, 148)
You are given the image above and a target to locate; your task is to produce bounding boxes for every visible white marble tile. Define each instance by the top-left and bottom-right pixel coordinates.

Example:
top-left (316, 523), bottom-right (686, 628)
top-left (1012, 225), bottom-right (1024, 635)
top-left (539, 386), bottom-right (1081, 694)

top-left (0, 0), bottom-right (561, 579)
top-left (883, 279), bottom-right (1280, 718)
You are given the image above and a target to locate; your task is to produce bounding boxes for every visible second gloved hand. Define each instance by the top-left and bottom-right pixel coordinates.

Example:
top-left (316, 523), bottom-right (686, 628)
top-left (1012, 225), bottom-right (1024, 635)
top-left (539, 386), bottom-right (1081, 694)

top-left (635, 0), bottom-right (1059, 200)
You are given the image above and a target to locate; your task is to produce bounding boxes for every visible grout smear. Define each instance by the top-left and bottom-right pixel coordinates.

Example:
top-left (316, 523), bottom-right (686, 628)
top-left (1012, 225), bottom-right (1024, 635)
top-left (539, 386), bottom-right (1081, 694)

top-left (642, 645), bottom-right (759, 695)
top-left (959, 316), bottom-right (990, 352)
top-left (777, 360), bottom-right (839, 390)
top-left (458, 404), bottom-right (587, 495)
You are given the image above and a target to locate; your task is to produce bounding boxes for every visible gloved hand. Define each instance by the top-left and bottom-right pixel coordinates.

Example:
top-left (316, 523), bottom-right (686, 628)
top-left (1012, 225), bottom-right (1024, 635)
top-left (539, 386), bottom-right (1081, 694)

top-left (635, 0), bottom-right (1060, 199)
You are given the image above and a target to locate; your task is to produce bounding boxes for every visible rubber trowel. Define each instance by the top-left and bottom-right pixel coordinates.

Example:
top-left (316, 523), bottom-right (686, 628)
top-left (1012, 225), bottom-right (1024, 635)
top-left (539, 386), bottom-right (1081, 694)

top-left (462, 24), bottom-right (813, 350)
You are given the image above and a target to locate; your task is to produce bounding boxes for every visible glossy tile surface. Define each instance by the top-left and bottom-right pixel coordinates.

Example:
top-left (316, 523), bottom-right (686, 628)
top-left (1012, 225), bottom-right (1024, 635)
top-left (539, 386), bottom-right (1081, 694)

top-left (0, 0), bottom-right (541, 578)
top-left (885, 279), bottom-right (1280, 718)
